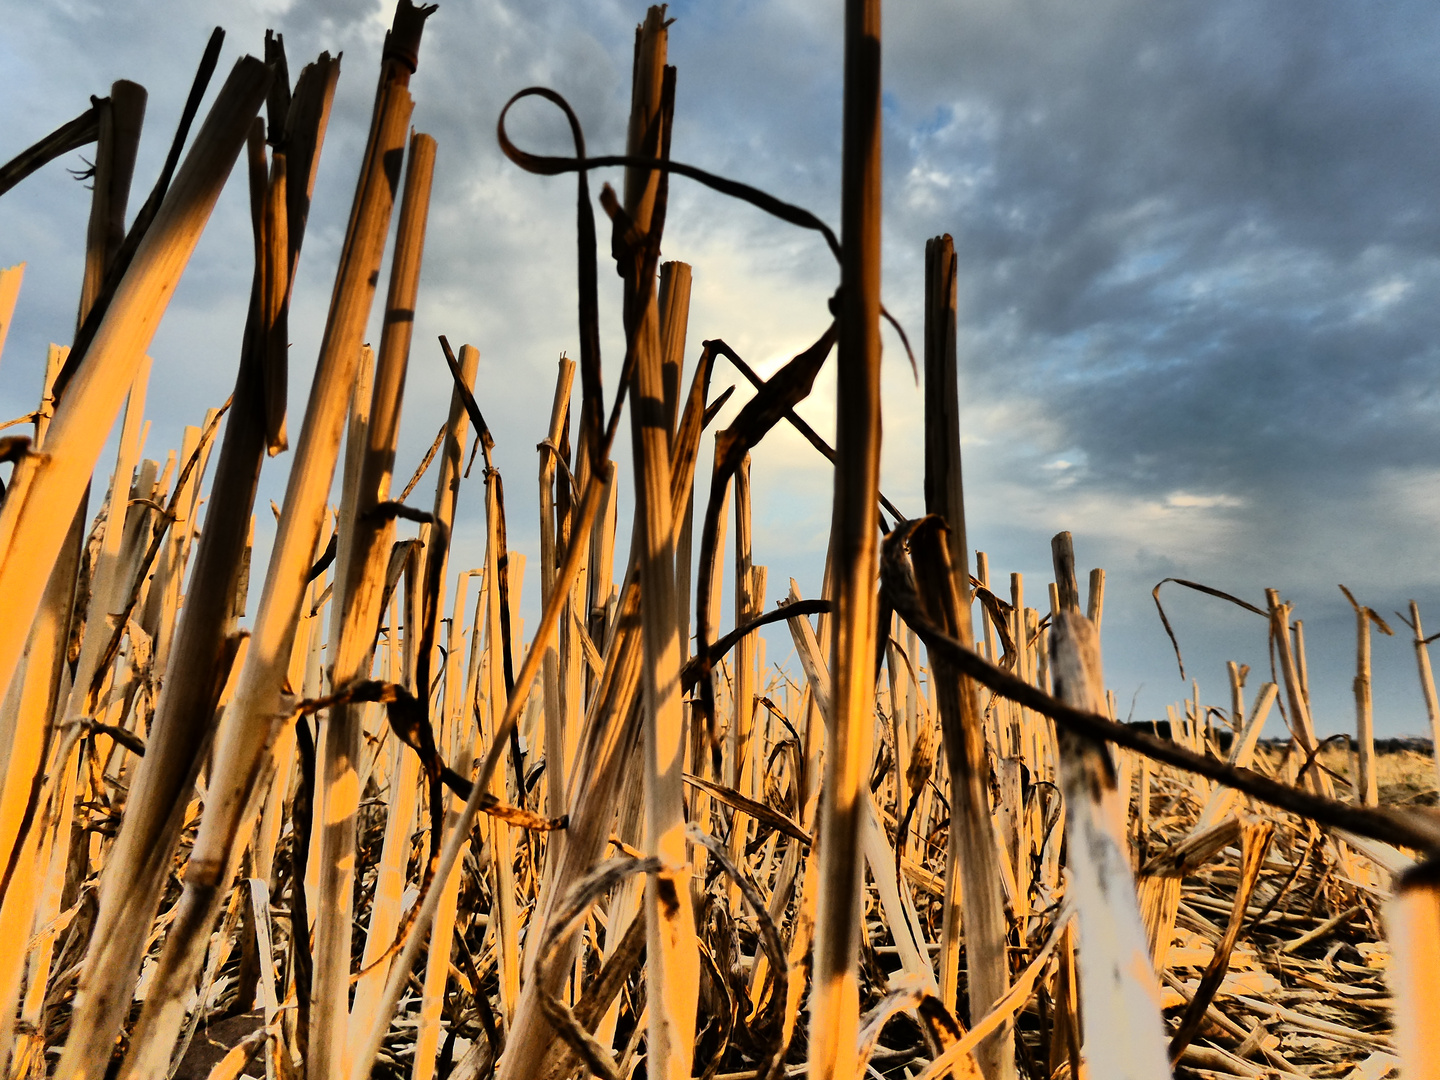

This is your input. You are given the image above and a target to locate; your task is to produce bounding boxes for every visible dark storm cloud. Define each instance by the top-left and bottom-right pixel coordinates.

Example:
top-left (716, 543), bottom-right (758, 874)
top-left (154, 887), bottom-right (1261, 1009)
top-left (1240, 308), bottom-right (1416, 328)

top-left (858, 0), bottom-right (1440, 730)
top-left (880, 0), bottom-right (1440, 510)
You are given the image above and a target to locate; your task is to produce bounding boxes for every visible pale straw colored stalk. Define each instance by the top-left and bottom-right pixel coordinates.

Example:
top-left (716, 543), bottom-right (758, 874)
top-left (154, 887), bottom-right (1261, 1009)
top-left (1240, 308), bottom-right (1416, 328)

top-left (329, 346), bottom-right (375, 632)
top-left (726, 452), bottom-right (759, 913)
top-left (1048, 544), bottom-right (1171, 1080)
top-left (1404, 601), bottom-right (1440, 793)
top-left (1227, 659), bottom-right (1245, 727)
top-left (354, 454), bottom-right (613, 1080)
top-left (1192, 683), bottom-right (1278, 831)
top-left (1294, 618), bottom-right (1312, 713)
top-left (1009, 574), bottom-right (1028, 767)
top-left (746, 634), bottom-right (821, 1028)
top-left (246, 877), bottom-right (281, 1080)
top-left (616, 11), bottom-right (699, 1079)
top-left (312, 130), bottom-right (435, 1080)
top-left (347, 594), bottom-right (419, 1044)
top-left (305, 355), bottom-right (374, 915)
top-left (139, 418), bottom-right (209, 676)
top-left (885, 630), bottom-right (910, 838)
top-left (412, 735), bottom-right (476, 1080)
top-left (32, 344), bottom-right (65, 443)
top-left (910, 522), bottom-right (1011, 1077)
top-left (788, 581), bottom-right (935, 999)
top-left (443, 569), bottom-right (473, 730)
top-left (595, 752), bottom-right (645, 1051)
top-left (863, 791), bottom-right (939, 985)
top-left (55, 354), bottom-right (149, 774)
top-left (1086, 567), bottom-right (1105, 631)
top-left (427, 340), bottom-right (480, 712)
top-left (482, 462), bottom-right (523, 1023)
top-left (561, 562), bottom-right (587, 844)
top-left (1140, 685), bottom-right (1278, 973)
top-left (775, 578), bottom-right (838, 1063)
top-left (1266, 589), bottom-right (1334, 798)
top-left (256, 551), bottom-right (329, 888)
top-left (560, 577), bottom-right (588, 893)
top-left (87, 454), bottom-right (162, 829)
top-left (503, 337), bottom-right (714, 1078)
top-left (1047, 922), bottom-right (1082, 1080)
top-left (1272, 594), bottom-right (1365, 885)
top-left (12, 737), bottom-right (81, 1079)
top-left (540, 357), bottom-right (577, 821)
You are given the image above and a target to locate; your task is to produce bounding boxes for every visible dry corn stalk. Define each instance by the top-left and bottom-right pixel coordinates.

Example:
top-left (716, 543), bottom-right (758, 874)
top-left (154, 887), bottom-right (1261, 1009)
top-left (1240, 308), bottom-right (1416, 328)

top-left (1339, 586), bottom-right (1391, 808)
top-left (1402, 601), bottom-right (1440, 792)
top-left (809, 1), bottom-right (883, 1076)
top-left (614, 13), bottom-right (700, 1079)
top-left (313, 129), bottom-right (435, 1080)
top-left (921, 232), bottom-right (1014, 1080)
top-left (539, 356), bottom-right (577, 823)
top-left (55, 56), bottom-right (338, 1080)
top-left (114, 12), bottom-right (429, 1077)
top-left (1048, 594), bottom-right (1172, 1079)
top-left (909, 519), bottom-right (1012, 1079)
top-left (0, 95), bottom-right (141, 1065)
top-left (0, 55), bottom-right (268, 711)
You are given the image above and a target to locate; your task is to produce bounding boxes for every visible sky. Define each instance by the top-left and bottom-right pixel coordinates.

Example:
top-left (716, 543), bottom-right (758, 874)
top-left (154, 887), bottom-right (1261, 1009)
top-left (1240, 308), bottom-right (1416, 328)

top-left (3, 0), bottom-right (1440, 738)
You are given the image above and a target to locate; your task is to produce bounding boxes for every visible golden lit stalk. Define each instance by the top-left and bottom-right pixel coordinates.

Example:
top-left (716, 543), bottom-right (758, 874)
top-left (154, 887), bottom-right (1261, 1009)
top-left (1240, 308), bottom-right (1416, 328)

top-left (809, 1), bottom-right (882, 1076)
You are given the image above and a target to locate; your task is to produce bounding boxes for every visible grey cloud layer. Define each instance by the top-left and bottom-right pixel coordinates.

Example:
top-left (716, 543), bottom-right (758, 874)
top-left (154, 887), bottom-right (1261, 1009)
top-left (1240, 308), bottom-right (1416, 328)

top-left (3, 0), bottom-right (1438, 731)
top-left (885, 1), bottom-right (1440, 499)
